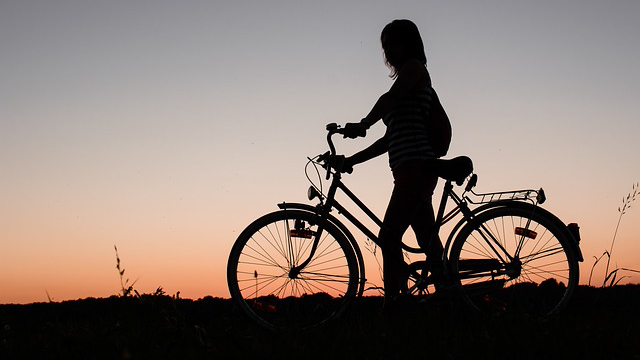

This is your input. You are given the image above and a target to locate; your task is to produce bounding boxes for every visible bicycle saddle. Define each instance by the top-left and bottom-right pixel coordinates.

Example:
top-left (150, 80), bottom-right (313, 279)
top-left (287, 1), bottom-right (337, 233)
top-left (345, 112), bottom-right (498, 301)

top-left (432, 156), bottom-right (473, 185)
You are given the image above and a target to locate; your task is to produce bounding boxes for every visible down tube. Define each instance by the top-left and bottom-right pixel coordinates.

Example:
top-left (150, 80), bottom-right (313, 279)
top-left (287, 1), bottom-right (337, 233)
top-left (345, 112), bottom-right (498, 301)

top-left (329, 182), bottom-right (383, 247)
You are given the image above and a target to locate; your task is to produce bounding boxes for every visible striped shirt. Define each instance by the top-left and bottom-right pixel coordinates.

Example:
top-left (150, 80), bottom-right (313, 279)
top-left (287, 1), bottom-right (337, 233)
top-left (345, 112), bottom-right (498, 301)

top-left (383, 86), bottom-right (436, 169)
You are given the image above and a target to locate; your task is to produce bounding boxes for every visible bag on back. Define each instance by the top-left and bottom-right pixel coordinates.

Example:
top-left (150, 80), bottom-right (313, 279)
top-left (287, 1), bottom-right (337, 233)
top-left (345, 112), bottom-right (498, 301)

top-left (428, 89), bottom-right (452, 158)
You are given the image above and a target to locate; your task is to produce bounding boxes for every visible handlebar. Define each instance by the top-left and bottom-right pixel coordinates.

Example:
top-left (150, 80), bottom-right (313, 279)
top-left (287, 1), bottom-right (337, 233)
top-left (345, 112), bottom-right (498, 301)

top-left (321, 123), bottom-right (347, 180)
top-left (326, 123), bottom-right (341, 156)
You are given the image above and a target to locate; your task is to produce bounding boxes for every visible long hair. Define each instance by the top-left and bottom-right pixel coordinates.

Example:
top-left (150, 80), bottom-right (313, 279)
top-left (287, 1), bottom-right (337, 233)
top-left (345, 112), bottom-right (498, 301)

top-left (381, 19), bottom-right (427, 79)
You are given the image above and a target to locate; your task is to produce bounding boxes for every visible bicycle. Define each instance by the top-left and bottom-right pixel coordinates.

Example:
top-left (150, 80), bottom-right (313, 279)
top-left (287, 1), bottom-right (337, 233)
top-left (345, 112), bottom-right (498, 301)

top-left (227, 123), bottom-right (584, 331)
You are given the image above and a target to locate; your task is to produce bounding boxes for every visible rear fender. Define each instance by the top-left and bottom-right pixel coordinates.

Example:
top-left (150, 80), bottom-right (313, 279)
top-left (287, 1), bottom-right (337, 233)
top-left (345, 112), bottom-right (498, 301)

top-left (444, 201), bottom-right (583, 263)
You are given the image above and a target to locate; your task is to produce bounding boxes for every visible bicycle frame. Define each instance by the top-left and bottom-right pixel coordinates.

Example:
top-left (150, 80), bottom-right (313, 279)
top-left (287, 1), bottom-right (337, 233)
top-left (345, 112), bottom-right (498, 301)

top-left (287, 156), bottom-right (476, 288)
top-left (319, 169), bottom-right (469, 255)
top-left (286, 124), bottom-right (567, 294)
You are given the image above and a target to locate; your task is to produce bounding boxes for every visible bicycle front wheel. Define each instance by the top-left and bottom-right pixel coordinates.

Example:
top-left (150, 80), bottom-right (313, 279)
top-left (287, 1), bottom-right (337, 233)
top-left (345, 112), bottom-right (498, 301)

top-left (227, 209), bottom-right (359, 331)
top-left (449, 205), bottom-right (579, 317)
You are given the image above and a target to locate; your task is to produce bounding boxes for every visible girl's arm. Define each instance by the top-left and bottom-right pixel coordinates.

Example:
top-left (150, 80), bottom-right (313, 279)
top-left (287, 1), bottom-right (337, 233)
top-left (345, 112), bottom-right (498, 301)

top-left (361, 59), bottom-right (430, 129)
top-left (346, 129), bottom-right (389, 167)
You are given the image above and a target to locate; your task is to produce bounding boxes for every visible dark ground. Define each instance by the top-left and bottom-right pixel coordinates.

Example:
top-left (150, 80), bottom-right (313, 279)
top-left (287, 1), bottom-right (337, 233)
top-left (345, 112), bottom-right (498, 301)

top-left (1, 285), bottom-right (639, 360)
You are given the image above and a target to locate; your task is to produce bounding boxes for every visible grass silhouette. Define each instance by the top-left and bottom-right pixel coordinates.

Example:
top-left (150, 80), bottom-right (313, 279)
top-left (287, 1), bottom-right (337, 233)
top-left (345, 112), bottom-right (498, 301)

top-left (0, 285), bottom-right (639, 359)
top-left (589, 182), bottom-right (640, 287)
top-left (114, 245), bottom-right (139, 297)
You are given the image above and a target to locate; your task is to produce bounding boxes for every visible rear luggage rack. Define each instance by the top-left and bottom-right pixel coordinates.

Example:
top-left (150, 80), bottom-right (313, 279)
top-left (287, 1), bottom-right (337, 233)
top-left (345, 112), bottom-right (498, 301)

top-left (467, 188), bottom-right (545, 205)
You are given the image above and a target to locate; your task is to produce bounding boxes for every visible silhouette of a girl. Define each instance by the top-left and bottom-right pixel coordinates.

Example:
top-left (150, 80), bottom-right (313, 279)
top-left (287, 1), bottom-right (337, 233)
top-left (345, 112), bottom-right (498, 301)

top-left (343, 19), bottom-right (446, 305)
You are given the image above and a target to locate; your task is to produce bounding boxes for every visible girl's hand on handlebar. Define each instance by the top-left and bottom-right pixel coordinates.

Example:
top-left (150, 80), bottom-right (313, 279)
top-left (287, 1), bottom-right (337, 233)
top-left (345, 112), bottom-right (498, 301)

top-left (342, 122), bottom-right (367, 139)
top-left (319, 153), bottom-right (353, 174)
top-left (341, 156), bottom-right (354, 174)
top-left (331, 155), bottom-right (353, 174)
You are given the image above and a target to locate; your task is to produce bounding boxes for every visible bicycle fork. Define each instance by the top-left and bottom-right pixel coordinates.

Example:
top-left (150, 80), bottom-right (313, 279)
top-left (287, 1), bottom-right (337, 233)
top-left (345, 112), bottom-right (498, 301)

top-left (288, 230), bottom-right (324, 279)
top-left (288, 176), bottom-right (344, 279)
top-left (283, 207), bottom-right (328, 279)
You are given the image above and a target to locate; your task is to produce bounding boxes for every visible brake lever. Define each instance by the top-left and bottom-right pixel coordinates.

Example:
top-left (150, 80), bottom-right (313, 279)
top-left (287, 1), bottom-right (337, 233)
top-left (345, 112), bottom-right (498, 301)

top-left (317, 151), bottom-right (332, 180)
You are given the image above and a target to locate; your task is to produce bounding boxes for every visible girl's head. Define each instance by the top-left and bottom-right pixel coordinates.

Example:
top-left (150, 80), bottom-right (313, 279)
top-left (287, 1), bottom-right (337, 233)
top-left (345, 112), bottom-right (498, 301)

top-left (381, 19), bottom-right (427, 78)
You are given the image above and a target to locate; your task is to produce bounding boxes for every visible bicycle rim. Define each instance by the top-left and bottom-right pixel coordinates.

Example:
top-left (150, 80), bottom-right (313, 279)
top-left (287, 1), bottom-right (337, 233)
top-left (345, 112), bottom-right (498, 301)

top-left (227, 210), bottom-right (358, 330)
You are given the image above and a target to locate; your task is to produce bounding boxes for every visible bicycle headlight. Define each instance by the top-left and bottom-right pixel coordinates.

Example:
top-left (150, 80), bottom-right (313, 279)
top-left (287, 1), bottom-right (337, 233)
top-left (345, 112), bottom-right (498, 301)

top-left (307, 186), bottom-right (321, 201)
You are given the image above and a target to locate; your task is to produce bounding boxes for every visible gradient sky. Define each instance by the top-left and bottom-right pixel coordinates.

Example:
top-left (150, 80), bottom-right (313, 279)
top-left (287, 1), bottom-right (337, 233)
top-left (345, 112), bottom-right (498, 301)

top-left (2, 0), bottom-right (639, 304)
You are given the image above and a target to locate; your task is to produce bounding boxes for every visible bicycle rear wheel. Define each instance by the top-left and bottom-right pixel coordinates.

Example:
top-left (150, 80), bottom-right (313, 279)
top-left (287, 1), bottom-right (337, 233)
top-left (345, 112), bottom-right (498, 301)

top-left (227, 209), bottom-right (359, 331)
top-left (449, 205), bottom-right (579, 317)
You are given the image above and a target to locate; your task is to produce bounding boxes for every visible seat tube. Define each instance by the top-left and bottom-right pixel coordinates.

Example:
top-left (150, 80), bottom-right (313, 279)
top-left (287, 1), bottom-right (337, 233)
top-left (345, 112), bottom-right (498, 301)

top-left (436, 181), bottom-right (453, 224)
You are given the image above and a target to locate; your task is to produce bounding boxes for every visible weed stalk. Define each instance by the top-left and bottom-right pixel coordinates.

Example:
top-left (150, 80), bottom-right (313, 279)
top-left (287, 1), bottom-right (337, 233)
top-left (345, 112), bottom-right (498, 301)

top-left (590, 182), bottom-right (638, 287)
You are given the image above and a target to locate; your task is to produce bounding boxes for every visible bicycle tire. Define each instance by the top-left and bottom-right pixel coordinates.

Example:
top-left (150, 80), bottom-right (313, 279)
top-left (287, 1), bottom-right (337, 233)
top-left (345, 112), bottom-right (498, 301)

top-left (227, 209), bottom-right (359, 330)
top-left (449, 205), bottom-right (579, 317)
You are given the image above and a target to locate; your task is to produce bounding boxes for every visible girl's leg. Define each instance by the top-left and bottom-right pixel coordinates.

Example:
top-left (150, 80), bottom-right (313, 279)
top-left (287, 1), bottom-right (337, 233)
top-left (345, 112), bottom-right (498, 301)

top-left (411, 175), bottom-right (442, 263)
top-left (380, 161), bottom-right (436, 299)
